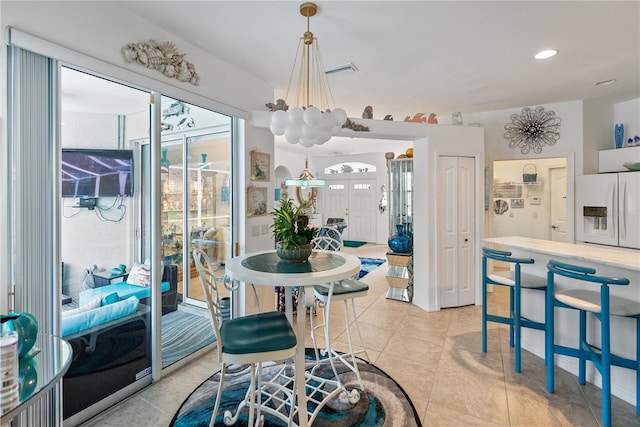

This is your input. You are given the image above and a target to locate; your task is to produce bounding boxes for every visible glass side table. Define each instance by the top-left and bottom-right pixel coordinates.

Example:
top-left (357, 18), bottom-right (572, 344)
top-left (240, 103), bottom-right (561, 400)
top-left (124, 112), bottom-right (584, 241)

top-left (1, 333), bottom-right (72, 422)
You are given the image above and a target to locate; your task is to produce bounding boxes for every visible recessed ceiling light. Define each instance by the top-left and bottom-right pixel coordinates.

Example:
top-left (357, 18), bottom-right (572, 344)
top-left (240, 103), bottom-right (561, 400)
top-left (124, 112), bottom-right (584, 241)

top-left (595, 79), bottom-right (617, 86)
top-left (535, 49), bottom-right (558, 60)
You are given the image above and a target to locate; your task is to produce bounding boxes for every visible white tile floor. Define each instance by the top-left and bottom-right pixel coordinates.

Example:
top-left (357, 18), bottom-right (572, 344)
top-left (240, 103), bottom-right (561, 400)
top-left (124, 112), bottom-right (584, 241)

top-left (81, 243), bottom-right (639, 426)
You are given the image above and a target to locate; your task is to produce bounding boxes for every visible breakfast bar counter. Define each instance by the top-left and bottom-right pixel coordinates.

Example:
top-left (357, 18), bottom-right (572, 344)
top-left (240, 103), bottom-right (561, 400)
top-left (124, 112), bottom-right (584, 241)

top-left (482, 236), bottom-right (640, 406)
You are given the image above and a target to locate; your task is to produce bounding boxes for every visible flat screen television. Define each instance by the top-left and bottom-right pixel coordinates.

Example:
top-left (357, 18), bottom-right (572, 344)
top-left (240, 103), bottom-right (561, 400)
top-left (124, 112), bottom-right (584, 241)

top-left (61, 148), bottom-right (133, 198)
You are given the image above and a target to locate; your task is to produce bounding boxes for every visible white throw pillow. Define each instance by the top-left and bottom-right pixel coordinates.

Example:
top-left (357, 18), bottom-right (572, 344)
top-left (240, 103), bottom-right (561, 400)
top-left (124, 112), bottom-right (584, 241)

top-left (62, 296), bottom-right (102, 317)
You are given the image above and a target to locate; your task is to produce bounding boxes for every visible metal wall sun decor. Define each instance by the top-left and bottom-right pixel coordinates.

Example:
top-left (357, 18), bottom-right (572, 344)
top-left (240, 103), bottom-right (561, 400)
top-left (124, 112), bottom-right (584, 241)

top-left (504, 106), bottom-right (561, 154)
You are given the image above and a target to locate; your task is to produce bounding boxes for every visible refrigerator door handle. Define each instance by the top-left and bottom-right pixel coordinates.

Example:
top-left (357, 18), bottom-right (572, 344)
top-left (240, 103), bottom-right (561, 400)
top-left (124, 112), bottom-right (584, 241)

top-left (609, 182), bottom-right (616, 239)
top-left (620, 180), bottom-right (626, 240)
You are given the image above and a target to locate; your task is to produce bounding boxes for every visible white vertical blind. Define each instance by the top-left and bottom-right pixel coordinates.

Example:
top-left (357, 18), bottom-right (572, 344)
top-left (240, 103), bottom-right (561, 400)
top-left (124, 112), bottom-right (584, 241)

top-left (8, 45), bottom-right (62, 426)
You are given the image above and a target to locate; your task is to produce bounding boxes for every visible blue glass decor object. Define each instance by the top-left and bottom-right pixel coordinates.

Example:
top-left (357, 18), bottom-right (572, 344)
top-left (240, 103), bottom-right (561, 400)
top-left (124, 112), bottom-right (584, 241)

top-left (201, 153), bottom-right (208, 168)
top-left (18, 356), bottom-right (38, 400)
top-left (388, 224), bottom-right (412, 253)
top-left (614, 123), bottom-right (624, 148)
top-left (1, 312), bottom-right (38, 358)
top-left (161, 148), bottom-right (170, 168)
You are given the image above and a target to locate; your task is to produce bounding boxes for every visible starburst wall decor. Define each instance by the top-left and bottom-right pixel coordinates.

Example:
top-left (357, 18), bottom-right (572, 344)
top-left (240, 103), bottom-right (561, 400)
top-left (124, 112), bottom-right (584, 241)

top-left (504, 106), bottom-right (561, 154)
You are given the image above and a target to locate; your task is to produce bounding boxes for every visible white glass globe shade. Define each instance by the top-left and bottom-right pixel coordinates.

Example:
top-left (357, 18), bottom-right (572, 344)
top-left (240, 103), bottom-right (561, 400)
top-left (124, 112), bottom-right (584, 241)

top-left (285, 125), bottom-right (302, 141)
top-left (285, 133), bottom-right (299, 144)
top-left (317, 130), bottom-right (332, 144)
top-left (302, 124), bottom-right (319, 139)
top-left (272, 110), bottom-right (288, 128)
top-left (288, 107), bottom-right (304, 126)
top-left (299, 138), bottom-right (315, 147)
top-left (320, 113), bottom-right (335, 131)
top-left (332, 108), bottom-right (348, 126)
top-left (303, 106), bottom-right (322, 126)
top-left (270, 123), bottom-right (285, 136)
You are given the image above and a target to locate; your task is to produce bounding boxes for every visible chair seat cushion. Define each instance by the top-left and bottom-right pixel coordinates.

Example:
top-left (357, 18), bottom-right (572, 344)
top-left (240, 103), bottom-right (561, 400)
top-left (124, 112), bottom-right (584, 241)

top-left (487, 271), bottom-right (547, 289)
top-left (221, 311), bottom-right (296, 355)
top-left (556, 289), bottom-right (640, 317)
top-left (314, 279), bottom-right (369, 297)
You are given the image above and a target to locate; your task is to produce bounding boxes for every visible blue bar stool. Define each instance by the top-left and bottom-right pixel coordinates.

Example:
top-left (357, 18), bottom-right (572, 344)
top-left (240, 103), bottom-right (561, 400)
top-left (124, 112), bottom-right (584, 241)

top-left (482, 247), bottom-right (547, 373)
top-left (546, 260), bottom-right (639, 427)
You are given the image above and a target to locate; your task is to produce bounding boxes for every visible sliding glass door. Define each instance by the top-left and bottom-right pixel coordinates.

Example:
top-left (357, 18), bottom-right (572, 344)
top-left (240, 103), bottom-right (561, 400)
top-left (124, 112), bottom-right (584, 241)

top-left (139, 97), bottom-right (233, 367)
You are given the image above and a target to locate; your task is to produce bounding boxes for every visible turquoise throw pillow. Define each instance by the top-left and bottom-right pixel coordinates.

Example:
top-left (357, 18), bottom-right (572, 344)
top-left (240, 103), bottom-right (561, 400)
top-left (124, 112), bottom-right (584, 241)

top-left (101, 292), bottom-right (120, 306)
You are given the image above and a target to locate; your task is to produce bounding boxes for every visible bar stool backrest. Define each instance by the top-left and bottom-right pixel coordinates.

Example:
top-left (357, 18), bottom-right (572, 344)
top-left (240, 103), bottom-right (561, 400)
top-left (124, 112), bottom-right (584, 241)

top-left (482, 247), bottom-right (535, 265)
top-left (547, 260), bottom-right (630, 287)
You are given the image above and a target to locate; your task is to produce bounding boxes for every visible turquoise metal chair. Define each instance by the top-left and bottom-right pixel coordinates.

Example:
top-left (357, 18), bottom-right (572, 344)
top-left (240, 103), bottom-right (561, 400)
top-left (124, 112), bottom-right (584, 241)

top-left (482, 247), bottom-right (547, 373)
top-left (193, 249), bottom-right (297, 427)
top-left (546, 260), bottom-right (639, 427)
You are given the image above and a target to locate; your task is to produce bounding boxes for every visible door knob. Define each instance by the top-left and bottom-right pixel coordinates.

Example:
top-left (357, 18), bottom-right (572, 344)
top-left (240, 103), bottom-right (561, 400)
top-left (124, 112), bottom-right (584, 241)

top-left (551, 225), bottom-right (559, 230)
top-left (464, 238), bottom-right (469, 242)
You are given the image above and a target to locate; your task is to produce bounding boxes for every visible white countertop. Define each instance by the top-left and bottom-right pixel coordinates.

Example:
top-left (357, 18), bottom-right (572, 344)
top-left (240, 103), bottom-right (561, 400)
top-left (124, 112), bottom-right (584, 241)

top-left (483, 236), bottom-right (640, 272)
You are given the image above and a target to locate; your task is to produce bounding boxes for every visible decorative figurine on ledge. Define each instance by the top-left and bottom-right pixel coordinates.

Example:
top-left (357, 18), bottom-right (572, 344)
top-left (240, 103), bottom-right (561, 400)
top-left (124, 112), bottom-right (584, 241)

top-left (266, 99), bottom-right (289, 111)
top-left (342, 118), bottom-right (370, 132)
top-left (362, 105), bottom-right (373, 119)
top-left (404, 113), bottom-right (426, 123)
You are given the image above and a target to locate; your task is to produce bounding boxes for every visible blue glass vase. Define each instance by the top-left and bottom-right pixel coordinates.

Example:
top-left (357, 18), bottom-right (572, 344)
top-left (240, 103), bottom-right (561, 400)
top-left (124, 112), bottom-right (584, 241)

top-left (388, 224), bottom-right (412, 253)
top-left (1, 312), bottom-right (38, 358)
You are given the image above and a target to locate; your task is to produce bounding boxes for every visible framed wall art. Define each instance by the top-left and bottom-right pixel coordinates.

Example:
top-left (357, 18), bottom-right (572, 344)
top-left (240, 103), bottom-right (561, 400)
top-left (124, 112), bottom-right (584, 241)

top-left (246, 186), bottom-right (268, 217)
top-left (250, 150), bottom-right (270, 182)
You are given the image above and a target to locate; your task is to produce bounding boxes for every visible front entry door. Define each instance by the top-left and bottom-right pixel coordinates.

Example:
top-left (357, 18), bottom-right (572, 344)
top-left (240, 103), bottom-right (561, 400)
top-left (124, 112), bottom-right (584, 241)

top-left (348, 180), bottom-right (377, 243)
top-left (324, 182), bottom-right (349, 239)
top-left (323, 179), bottom-right (377, 242)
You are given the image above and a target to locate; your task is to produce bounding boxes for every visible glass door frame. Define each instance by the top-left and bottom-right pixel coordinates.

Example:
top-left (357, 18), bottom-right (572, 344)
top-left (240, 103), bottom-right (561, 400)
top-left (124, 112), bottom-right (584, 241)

top-left (138, 123), bottom-right (233, 310)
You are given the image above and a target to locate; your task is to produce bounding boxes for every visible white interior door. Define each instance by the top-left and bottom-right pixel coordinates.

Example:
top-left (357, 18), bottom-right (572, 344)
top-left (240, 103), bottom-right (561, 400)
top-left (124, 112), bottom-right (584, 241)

top-left (348, 180), bottom-right (377, 243)
top-left (439, 156), bottom-right (475, 308)
top-left (550, 167), bottom-right (568, 242)
top-left (323, 181), bottom-right (349, 239)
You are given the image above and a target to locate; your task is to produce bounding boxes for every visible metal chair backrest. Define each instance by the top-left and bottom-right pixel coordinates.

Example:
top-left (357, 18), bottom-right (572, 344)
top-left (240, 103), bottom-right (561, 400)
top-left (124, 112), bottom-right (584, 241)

top-left (317, 227), bottom-right (343, 245)
top-left (311, 236), bottom-right (343, 252)
top-left (192, 248), bottom-right (223, 359)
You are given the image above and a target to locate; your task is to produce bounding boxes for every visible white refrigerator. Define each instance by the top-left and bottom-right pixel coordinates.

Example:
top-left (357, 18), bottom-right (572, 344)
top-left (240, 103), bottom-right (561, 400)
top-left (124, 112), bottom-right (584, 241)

top-left (576, 171), bottom-right (640, 249)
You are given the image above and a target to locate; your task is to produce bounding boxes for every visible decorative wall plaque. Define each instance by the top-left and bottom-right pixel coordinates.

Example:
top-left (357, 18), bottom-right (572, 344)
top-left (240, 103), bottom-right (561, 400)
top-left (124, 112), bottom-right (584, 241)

top-left (504, 106), bottom-right (561, 154)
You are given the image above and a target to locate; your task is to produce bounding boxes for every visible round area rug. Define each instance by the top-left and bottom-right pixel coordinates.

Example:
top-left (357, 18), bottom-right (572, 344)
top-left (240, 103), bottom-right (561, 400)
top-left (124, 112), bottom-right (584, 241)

top-left (170, 349), bottom-right (421, 426)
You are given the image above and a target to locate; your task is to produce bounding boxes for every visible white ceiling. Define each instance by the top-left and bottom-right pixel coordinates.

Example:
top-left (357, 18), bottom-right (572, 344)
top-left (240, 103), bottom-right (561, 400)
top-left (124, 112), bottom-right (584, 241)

top-left (63, 1), bottom-right (640, 156)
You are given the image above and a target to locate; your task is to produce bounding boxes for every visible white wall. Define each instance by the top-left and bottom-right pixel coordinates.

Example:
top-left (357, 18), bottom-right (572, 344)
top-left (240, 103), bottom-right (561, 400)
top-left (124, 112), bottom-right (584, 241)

top-left (465, 100), bottom-right (584, 171)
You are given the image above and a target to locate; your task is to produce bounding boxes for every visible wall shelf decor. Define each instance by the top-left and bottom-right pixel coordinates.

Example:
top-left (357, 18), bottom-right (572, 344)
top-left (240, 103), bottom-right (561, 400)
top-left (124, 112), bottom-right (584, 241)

top-left (504, 106), bottom-right (561, 154)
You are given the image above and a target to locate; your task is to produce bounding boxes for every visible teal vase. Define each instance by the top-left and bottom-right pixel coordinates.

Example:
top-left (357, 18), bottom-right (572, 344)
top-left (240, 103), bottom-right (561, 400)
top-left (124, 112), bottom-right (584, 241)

top-left (388, 224), bottom-right (412, 253)
top-left (1, 312), bottom-right (38, 358)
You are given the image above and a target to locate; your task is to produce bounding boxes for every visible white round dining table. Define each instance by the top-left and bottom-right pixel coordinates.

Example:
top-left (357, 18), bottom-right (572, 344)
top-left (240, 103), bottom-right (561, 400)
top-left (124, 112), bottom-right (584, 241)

top-left (224, 249), bottom-right (361, 427)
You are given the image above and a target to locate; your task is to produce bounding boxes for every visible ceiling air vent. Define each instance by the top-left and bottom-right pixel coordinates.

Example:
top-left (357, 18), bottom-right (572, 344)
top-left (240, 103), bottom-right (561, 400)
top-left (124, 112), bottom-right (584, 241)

top-left (324, 63), bottom-right (358, 76)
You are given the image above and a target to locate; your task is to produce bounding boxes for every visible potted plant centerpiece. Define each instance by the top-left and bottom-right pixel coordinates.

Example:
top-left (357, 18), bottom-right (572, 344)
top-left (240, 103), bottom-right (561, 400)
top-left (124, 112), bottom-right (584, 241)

top-left (271, 198), bottom-right (317, 263)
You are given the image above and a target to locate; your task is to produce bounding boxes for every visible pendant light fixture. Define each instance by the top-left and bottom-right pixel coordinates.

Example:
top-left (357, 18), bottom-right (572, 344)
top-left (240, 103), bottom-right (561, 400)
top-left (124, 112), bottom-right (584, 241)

top-left (269, 2), bottom-right (348, 147)
top-left (284, 157), bottom-right (325, 188)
